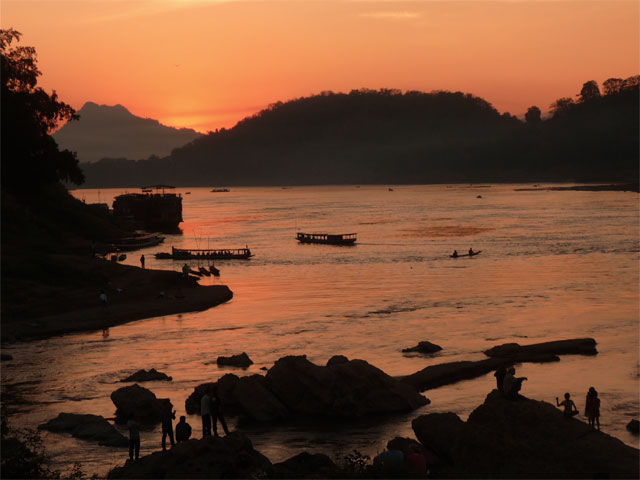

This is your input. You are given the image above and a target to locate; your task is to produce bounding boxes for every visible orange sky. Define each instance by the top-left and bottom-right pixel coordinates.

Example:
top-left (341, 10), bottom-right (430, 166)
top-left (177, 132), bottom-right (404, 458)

top-left (3, 0), bottom-right (638, 132)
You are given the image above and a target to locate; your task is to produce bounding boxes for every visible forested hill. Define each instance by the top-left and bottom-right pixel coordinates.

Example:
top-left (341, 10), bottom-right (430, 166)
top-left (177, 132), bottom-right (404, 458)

top-left (81, 81), bottom-right (639, 187)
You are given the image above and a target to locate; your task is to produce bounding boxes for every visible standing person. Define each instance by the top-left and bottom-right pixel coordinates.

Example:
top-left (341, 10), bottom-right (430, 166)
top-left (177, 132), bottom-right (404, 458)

top-left (140, 254), bottom-right (145, 269)
top-left (175, 416), bottom-right (192, 443)
top-left (585, 387), bottom-right (601, 430)
top-left (161, 406), bottom-right (176, 450)
top-left (494, 365), bottom-right (508, 392)
top-left (127, 418), bottom-right (140, 461)
top-left (211, 389), bottom-right (230, 437)
top-left (556, 393), bottom-right (579, 418)
top-left (201, 390), bottom-right (212, 437)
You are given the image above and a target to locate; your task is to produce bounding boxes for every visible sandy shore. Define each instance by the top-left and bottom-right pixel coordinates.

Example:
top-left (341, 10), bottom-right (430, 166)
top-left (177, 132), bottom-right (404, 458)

top-left (1, 257), bottom-right (233, 342)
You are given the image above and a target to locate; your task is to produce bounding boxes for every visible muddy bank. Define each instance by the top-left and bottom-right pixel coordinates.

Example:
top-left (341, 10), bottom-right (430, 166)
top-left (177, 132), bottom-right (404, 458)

top-left (1, 256), bottom-right (232, 342)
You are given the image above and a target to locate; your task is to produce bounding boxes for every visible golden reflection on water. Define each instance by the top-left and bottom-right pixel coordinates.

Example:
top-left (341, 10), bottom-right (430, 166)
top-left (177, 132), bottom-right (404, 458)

top-left (3, 185), bottom-right (639, 475)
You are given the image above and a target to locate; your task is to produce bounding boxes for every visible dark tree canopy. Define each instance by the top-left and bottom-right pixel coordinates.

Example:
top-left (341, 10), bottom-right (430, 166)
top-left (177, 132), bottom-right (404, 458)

top-left (525, 106), bottom-right (541, 124)
top-left (1, 29), bottom-right (84, 192)
top-left (579, 80), bottom-right (601, 102)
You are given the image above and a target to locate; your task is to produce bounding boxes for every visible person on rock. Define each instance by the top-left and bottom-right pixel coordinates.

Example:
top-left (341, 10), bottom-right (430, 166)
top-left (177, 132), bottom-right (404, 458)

top-left (211, 389), bottom-right (230, 437)
top-left (161, 405), bottom-right (176, 450)
top-left (502, 367), bottom-right (527, 399)
top-left (556, 392), bottom-right (579, 418)
top-left (494, 365), bottom-right (508, 392)
top-left (201, 390), bottom-right (212, 436)
top-left (175, 415), bottom-right (192, 442)
top-left (585, 387), bottom-right (601, 430)
top-left (127, 418), bottom-right (140, 461)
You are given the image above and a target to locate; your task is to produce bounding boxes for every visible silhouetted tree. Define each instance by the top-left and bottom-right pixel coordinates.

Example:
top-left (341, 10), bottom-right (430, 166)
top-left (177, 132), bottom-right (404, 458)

top-left (550, 97), bottom-right (575, 117)
top-left (579, 80), bottom-right (601, 102)
top-left (1, 29), bottom-right (84, 192)
top-left (525, 106), bottom-right (541, 124)
top-left (603, 78), bottom-right (624, 96)
top-left (622, 75), bottom-right (639, 90)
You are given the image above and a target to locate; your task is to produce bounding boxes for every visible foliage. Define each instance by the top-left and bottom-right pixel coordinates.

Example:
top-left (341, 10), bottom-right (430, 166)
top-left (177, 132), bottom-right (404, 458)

top-left (0, 28), bottom-right (84, 192)
top-left (1, 420), bottom-right (60, 479)
top-left (525, 106), bottom-right (541, 124)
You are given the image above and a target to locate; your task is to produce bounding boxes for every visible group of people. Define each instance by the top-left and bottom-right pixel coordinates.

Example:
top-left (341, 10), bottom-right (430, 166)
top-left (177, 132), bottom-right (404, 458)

top-left (494, 365), bottom-right (601, 429)
top-left (555, 387), bottom-right (601, 429)
top-left (126, 388), bottom-right (229, 462)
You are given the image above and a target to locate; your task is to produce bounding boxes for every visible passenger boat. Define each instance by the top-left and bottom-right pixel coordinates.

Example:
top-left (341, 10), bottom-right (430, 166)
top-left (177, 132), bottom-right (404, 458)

top-left (155, 246), bottom-right (253, 260)
top-left (112, 185), bottom-right (182, 232)
top-left (211, 188), bottom-right (230, 192)
top-left (296, 232), bottom-right (357, 245)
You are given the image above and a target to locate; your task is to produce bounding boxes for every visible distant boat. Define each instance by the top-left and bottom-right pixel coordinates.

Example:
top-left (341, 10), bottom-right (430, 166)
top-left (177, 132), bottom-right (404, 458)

top-left (211, 188), bottom-right (230, 192)
top-left (113, 185), bottom-right (182, 232)
top-left (296, 232), bottom-right (357, 245)
top-left (198, 266), bottom-right (211, 276)
top-left (450, 251), bottom-right (482, 258)
top-left (112, 234), bottom-right (165, 251)
top-left (209, 265), bottom-right (220, 276)
top-left (388, 188), bottom-right (394, 191)
top-left (155, 246), bottom-right (253, 260)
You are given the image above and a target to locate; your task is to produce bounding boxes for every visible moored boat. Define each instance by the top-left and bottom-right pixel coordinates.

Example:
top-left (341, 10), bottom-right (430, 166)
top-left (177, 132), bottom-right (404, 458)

top-left (296, 232), bottom-right (357, 245)
top-left (155, 246), bottom-right (253, 260)
top-left (113, 185), bottom-right (182, 232)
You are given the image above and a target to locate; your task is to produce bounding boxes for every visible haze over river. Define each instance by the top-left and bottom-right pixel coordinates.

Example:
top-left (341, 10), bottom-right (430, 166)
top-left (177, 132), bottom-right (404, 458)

top-left (3, 185), bottom-right (639, 475)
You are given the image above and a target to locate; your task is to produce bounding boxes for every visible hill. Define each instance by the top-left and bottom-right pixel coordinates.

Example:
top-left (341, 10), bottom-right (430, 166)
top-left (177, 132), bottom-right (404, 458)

top-left (53, 102), bottom-right (203, 162)
top-left (80, 80), bottom-right (639, 187)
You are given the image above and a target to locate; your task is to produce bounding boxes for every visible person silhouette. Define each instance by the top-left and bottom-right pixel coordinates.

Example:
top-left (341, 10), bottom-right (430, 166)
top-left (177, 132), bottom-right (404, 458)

top-left (452, 250), bottom-right (458, 258)
top-left (211, 389), bottom-right (230, 437)
top-left (161, 405), bottom-right (176, 450)
top-left (556, 392), bottom-right (579, 418)
top-left (502, 367), bottom-right (527, 399)
top-left (585, 387), bottom-right (601, 430)
top-left (469, 247), bottom-right (475, 255)
top-left (140, 254), bottom-right (145, 269)
top-left (127, 418), bottom-right (140, 461)
top-left (201, 390), bottom-right (212, 437)
top-left (175, 415), bottom-right (192, 442)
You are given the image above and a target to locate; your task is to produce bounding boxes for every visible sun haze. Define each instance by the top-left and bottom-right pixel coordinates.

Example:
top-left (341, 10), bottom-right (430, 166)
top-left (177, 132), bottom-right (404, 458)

top-left (2, 0), bottom-right (638, 132)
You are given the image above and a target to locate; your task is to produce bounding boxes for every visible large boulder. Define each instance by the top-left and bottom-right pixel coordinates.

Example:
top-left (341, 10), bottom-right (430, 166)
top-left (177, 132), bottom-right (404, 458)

top-left (265, 355), bottom-right (428, 417)
top-left (185, 375), bottom-right (241, 415)
top-left (38, 413), bottom-right (128, 447)
top-left (120, 368), bottom-right (172, 382)
top-left (107, 432), bottom-right (271, 479)
top-left (627, 419), bottom-right (639, 434)
top-left (412, 412), bottom-right (465, 462)
top-left (233, 375), bottom-right (289, 422)
top-left (484, 338), bottom-right (597, 359)
top-left (402, 341), bottom-right (443, 354)
top-left (110, 384), bottom-right (172, 424)
top-left (271, 452), bottom-right (337, 479)
top-left (217, 352), bottom-right (253, 368)
top-left (416, 390), bottom-right (639, 478)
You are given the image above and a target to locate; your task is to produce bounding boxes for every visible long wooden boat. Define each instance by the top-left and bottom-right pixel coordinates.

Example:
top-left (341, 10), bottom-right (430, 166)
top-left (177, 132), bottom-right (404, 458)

top-left (450, 250), bottom-right (482, 258)
top-left (112, 234), bottom-right (165, 251)
top-left (155, 246), bottom-right (253, 260)
top-left (296, 232), bottom-right (357, 245)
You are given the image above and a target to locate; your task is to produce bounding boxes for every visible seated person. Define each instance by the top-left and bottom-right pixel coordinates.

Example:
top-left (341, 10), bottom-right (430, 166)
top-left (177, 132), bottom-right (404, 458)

top-left (556, 393), bottom-right (579, 418)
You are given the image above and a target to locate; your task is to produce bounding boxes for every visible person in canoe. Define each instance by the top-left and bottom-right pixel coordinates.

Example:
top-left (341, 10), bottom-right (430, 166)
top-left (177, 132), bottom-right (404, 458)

top-left (469, 247), bottom-right (475, 255)
top-left (452, 250), bottom-right (458, 258)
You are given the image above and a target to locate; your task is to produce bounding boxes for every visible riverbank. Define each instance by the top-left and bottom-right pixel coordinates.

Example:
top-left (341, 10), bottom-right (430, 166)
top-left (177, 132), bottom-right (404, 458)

top-left (1, 256), bottom-right (233, 342)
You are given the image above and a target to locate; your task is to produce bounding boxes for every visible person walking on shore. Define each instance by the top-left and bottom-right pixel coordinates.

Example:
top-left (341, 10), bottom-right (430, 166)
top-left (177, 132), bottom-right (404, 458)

top-left (585, 387), bottom-right (601, 430)
top-left (127, 418), bottom-right (140, 461)
top-left (140, 254), bottom-right (145, 269)
top-left (212, 390), bottom-right (230, 437)
top-left (201, 391), bottom-right (212, 437)
top-left (161, 406), bottom-right (176, 450)
top-left (556, 393), bottom-right (579, 418)
top-left (176, 416), bottom-right (192, 443)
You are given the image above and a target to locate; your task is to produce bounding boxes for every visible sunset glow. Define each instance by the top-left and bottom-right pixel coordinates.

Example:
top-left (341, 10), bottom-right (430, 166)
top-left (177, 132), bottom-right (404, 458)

top-left (3, 0), bottom-right (638, 132)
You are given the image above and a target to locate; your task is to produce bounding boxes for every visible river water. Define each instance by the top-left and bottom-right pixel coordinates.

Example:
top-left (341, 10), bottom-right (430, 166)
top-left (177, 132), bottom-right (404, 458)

top-left (2, 185), bottom-right (639, 476)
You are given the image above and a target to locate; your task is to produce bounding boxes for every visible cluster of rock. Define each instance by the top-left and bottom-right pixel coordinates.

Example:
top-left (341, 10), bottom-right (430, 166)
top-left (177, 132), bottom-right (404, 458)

top-left (412, 390), bottom-right (639, 478)
top-left (186, 355), bottom-right (428, 421)
top-left (38, 413), bottom-right (128, 447)
top-left (110, 384), bottom-right (173, 424)
top-left (484, 337), bottom-right (598, 360)
top-left (119, 368), bottom-right (172, 382)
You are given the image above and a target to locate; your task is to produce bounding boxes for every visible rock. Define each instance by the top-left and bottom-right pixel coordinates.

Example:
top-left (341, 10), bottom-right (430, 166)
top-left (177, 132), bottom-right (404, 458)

top-left (1, 354), bottom-right (13, 361)
top-left (417, 390), bottom-right (639, 478)
top-left (484, 338), bottom-right (597, 358)
top-left (412, 413), bottom-right (465, 462)
top-left (120, 368), bottom-right (172, 382)
top-left (107, 432), bottom-right (272, 479)
top-left (217, 352), bottom-right (253, 368)
top-left (627, 419), bottom-right (639, 434)
top-left (402, 358), bottom-right (505, 391)
top-left (185, 375), bottom-right (241, 415)
top-left (110, 384), bottom-right (172, 424)
top-left (326, 355), bottom-right (349, 366)
top-left (271, 452), bottom-right (337, 479)
top-left (233, 375), bottom-right (289, 422)
top-left (38, 413), bottom-right (128, 447)
top-left (265, 355), bottom-right (428, 417)
top-left (402, 341), bottom-right (443, 354)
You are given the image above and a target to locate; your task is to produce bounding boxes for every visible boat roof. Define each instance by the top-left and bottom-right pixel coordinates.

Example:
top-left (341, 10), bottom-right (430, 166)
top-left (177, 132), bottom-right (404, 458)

top-left (141, 184), bottom-right (176, 190)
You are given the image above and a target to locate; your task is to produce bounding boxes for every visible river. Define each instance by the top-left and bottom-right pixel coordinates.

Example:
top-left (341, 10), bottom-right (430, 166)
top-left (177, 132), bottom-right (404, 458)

top-left (2, 184), bottom-right (638, 476)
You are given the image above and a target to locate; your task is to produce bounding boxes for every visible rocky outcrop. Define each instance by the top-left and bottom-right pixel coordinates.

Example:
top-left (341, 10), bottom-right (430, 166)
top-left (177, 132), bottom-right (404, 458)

top-left (413, 390), bottom-right (639, 478)
top-left (326, 355), bottom-right (349, 366)
top-left (217, 352), bottom-right (253, 368)
top-left (110, 384), bottom-right (172, 424)
top-left (271, 452), bottom-right (337, 479)
top-left (402, 341), bottom-right (442, 354)
top-left (627, 419), bottom-right (639, 434)
top-left (233, 375), bottom-right (289, 422)
top-left (107, 432), bottom-right (271, 479)
top-left (402, 358), bottom-right (505, 391)
top-left (120, 368), bottom-right (172, 382)
top-left (38, 413), bottom-right (128, 447)
top-left (265, 355), bottom-right (428, 417)
top-left (484, 338), bottom-right (597, 359)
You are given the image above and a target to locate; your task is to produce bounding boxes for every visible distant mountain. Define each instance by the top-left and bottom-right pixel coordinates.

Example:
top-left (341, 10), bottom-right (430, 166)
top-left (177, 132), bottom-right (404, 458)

top-left (79, 82), bottom-right (639, 187)
top-left (53, 102), bottom-right (203, 163)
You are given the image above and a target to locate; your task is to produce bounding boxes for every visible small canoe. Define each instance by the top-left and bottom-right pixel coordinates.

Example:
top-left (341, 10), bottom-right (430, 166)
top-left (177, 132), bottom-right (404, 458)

top-left (209, 265), bottom-right (220, 276)
top-left (450, 251), bottom-right (482, 258)
top-left (198, 267), bottom-right (211, 276)
top-left (118, 254), bottom-right (127, 261)
top-left (189, 268), bottom-right (203, 276)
